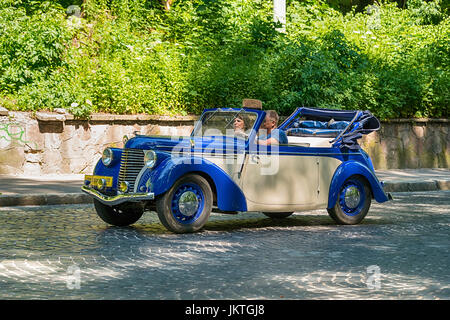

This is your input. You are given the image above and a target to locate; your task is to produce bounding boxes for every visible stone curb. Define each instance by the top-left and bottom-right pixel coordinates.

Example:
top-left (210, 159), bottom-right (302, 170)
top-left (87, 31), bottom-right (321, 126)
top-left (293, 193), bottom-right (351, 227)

top-left (0, 180), bottom-right (449, 207)
top-left (0, 193), bottom-right (92, 207)
top-left (383, 180), bottom-right (450, 193)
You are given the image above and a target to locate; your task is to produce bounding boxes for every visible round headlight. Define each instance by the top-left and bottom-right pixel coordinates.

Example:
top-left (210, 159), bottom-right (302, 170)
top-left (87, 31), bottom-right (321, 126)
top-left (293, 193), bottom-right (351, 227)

top-left (102, 148), bottom-right (114, 166)
top-left (144, 150), bottom-right (157, 168)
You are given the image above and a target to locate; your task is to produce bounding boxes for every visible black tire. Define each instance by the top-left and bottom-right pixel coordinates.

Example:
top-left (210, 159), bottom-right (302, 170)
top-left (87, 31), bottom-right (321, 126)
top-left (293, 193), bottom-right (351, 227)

top-left (93, 199), bottom-right (144, 227)
top-left (327, 176), bottom-right (372, 225)
top-left (156, 174), bottom-right (213, 233)
top-left (262, 212), bottom-right (293, 219)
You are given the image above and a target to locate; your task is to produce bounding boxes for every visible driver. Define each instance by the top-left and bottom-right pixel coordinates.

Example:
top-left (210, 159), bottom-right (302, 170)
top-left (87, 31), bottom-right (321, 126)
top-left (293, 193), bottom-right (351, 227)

top-left (257, 110), bottom-right (288, 145)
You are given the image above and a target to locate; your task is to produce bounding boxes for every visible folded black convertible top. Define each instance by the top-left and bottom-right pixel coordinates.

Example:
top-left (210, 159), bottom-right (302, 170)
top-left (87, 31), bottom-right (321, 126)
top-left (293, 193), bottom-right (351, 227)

top-left (279, 107), bottom-right (380, 150)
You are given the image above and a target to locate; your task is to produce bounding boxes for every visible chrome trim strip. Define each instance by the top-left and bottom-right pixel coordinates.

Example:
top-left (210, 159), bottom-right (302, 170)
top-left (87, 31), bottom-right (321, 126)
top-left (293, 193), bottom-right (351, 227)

top-left (154, 146), bottom-right (360, 157)
top-left (81, 186), bottom-right (154, 206)
top-left (134, 165), bottom-right (150, 193)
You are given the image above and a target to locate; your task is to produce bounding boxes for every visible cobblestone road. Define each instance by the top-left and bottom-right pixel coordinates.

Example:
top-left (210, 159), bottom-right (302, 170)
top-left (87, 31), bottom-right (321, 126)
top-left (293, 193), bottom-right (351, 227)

top-left (0, 191), bottom-right (449, 299)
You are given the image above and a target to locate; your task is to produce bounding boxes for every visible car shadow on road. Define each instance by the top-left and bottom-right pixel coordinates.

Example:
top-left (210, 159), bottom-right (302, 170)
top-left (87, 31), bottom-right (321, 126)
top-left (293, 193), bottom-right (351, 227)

top-left (204, 215), bottom-right (334, 232)
top-left (202, 215), bottom-right (393, 232)
top-left (124, 213), bottom-right (394, 235)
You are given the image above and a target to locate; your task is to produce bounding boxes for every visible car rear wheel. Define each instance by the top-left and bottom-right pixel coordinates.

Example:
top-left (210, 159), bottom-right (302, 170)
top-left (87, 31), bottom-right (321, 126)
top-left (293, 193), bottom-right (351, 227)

top-left (327, 176), bottom-right (371, 225)
top-left (93, 199), bottom-right (144, 226)
top-left (156, 174), bottom-right (213, 233)
top-left (262, 212), bottom-right (293, 219)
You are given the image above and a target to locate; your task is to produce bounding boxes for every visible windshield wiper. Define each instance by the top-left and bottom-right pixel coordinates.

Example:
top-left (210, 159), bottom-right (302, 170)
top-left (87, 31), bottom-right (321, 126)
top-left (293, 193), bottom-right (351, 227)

top-left (203, 108), bottom-right (222, 124)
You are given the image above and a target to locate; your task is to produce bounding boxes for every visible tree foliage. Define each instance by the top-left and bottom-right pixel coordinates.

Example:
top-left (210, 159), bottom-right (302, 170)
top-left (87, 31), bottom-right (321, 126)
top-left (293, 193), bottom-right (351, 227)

top-left (0, 0), bottom-right (448, 119)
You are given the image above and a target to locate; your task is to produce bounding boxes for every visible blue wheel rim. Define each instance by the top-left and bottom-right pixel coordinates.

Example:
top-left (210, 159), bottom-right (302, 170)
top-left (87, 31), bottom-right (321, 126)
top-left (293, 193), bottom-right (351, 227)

top-left (339, 179), bottom-right (366, 217)
top-left (171, 183), bottom-right (205, 224)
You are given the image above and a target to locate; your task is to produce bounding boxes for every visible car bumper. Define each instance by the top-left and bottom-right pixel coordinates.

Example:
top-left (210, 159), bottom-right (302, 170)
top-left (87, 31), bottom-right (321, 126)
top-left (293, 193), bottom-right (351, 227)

top-left (81, 186), bottom-right (155, 206)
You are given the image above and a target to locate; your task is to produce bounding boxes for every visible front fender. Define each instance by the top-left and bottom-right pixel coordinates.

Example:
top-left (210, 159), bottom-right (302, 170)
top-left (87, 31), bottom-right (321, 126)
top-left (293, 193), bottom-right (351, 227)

top-left (89, 151), bottom-right (122, 193)
top-left (136, 156), bottom-right (248, 212)
top-left (328, 161), bottom-right (390, 209)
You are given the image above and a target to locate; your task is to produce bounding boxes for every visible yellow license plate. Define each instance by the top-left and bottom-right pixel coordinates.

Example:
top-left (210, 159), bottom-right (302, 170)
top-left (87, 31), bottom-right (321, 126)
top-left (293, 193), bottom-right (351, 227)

top-left (85, 175), bottom-right (113, 187)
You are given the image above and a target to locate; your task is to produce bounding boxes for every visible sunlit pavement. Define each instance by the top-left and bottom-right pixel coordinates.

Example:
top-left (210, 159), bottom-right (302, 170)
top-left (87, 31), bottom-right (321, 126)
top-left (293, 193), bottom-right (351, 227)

top-left (0, 191), bottom-right (449, 299)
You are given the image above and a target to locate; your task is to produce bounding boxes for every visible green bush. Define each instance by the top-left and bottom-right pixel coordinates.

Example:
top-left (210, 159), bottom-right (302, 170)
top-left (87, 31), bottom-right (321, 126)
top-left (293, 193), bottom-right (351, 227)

top-left (281, 0), bottom-right (449, 119)
top-left (409, 0), bottom-right (445, 25)
top-left (0, 2), bottom-right (71, 93)
top-left (0, 0), bottom-right (448, 119)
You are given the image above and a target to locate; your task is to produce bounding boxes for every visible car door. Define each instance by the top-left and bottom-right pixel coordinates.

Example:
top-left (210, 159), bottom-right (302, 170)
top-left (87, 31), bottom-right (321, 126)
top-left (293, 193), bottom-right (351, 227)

top-left (240, 144), bottom-right (320, 211)
top-left (195, 136), bottom-right (246, 186)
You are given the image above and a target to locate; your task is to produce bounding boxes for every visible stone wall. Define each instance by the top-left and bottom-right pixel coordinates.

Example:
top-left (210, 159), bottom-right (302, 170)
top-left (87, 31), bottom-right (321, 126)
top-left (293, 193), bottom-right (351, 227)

top-left (361, 119), bottom-right (449, 169)
top-left (0, 110), bottom-right (448, 175)
top-left (0, 111), bottom-right (194, 175)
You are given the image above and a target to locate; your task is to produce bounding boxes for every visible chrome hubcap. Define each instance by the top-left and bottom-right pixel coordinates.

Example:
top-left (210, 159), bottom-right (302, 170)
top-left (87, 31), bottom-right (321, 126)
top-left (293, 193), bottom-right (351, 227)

top-left (178, 191), bottom-right (199, 216)
top-left (344, 186), bottom-right (361, 209)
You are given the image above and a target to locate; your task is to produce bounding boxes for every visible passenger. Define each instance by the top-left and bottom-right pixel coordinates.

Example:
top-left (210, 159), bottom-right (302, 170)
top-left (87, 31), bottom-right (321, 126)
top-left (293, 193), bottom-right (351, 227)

top-left (257, 110), bottom-right (288, 145)
top-left (233, 114), bottom-right (250, 138)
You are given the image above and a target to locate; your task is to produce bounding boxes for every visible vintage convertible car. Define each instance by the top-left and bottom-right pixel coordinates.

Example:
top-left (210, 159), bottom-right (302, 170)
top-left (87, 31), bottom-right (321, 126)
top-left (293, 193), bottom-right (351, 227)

top-left (81, 102), bottom-right (392, 233)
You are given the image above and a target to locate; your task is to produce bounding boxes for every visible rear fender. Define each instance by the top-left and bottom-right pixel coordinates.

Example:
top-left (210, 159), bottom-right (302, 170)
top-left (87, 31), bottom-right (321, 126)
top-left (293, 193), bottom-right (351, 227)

top-left (328, 161), bottom-right (389, 209)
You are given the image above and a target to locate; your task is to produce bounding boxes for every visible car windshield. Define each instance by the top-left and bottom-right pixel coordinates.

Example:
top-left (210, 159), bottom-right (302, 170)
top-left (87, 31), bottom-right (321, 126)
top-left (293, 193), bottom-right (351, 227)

top-left (192, 110), bottom-right (258, 140)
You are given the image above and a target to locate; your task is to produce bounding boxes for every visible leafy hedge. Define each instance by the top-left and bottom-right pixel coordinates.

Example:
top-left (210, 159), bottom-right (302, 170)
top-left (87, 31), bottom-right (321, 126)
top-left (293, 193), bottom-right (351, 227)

top-left (0, 0), bottom-right (448, 119)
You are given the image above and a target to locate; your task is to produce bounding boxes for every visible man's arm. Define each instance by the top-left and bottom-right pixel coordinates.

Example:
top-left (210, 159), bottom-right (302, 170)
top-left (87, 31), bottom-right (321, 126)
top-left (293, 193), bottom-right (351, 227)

top-left (257, 137), bottom-right (279, 145)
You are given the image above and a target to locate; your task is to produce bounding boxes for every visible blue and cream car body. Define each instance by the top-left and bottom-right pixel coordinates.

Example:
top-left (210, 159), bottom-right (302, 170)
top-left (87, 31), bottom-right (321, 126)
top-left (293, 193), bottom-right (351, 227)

top-left (82, 105), bottom-right (392, 233)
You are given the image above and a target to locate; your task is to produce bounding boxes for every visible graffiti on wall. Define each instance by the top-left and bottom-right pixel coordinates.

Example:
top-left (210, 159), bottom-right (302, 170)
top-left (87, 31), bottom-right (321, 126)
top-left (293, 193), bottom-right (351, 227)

top-left (0, 122), bottom-right (38, 150)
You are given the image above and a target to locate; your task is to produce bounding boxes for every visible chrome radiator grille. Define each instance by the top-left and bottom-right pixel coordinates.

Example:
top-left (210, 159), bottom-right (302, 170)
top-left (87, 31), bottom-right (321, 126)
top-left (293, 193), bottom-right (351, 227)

top-left (118, 149), bottom-right (145, 192)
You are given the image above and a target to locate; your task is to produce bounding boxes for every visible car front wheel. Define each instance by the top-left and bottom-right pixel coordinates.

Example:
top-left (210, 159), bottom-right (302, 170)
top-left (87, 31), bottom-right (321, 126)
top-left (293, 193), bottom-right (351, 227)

top-left (327, 176), bottom-right (372, 225)
top-left (156, 174), bottom-right (213, 233)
